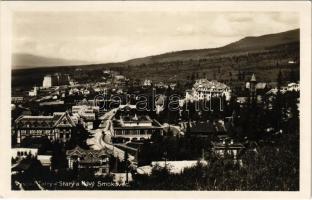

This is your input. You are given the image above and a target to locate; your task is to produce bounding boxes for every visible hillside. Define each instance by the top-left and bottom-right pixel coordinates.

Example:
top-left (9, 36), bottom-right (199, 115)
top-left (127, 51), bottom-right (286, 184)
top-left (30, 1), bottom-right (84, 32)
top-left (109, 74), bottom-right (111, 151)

top-left (119, 29), bottom-right (299, 83)
top-left (125, 29), bottom-right (299, 66)
top-left (12, 53), bottom-right (88, 69)
top-left (12, 29), bottom-right (300, 88)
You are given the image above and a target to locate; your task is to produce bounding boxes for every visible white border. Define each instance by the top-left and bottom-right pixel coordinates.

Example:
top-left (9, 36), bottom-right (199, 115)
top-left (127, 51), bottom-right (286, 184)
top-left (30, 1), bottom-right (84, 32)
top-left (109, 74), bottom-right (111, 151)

top-left (0, 1), bottom-right (311, 198)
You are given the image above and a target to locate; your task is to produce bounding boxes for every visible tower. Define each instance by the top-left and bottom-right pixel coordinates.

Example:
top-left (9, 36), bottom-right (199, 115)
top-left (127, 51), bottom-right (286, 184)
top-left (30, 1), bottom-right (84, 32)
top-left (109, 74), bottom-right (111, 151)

top-left (250, 73), bottom-right (257, 100)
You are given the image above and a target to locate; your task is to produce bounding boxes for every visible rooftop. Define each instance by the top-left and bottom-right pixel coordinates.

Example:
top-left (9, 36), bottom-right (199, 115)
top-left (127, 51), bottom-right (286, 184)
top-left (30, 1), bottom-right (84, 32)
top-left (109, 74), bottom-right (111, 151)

top-left (15, 112), bottom-right (75, 129)
top-left (66, 146), bottom-right (112, 163)
top-left (193, 79), bottom-right (230, 91)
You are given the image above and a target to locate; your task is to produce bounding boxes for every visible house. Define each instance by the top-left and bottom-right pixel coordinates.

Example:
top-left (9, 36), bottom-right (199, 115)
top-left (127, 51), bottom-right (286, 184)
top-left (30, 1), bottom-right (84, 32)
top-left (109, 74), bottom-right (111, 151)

top-left (14, 112), bottom-right (76, 144)
top-left (143, 79), bottom-right (152, 86)
top-left (154, 82), bottom-right (167, 88)
top-left (80, 111), bottom-right (96, 130)
top-left (211, 136), bottom-right (244, 160)
top-left (12, 148), bottom-right (38, 159)
top-left (111, 173), bottom-right (133, 185)
top-left (42, 73), bottom-right (70, 88)
top-left (266, 82), bottom-right (300, 95)
top-left (39, 100), bottom-right (64, 107)
top-left (37, 155), bottom-right (52, 169)
top-left (11, 97), bottom-right (24, 104)
top-left (155, 95), bottom-right (166, 114)
top-left (112, 106), bottom-right (164, 142)
top-left (28, 87), bottom-right (38, 97)
top-left (287, 82), bottom-right (299, 91)
top-left (186, 79), bottom-right (231, 102)
top-left (71, 105), bottom-right (99, 130)
top-left (66, 146), bottom-right (112, 175)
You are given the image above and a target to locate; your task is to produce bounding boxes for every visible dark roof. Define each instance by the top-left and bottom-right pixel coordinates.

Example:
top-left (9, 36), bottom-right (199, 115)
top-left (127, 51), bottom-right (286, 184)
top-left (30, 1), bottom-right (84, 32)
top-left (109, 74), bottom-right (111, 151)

top-left (66, 146), bottom-right (112, 163)
top-left (15, 112), bottom-right (75, 129)
top-left (12, 159), bottom-right (35, 171)
top-left (121, 115), bottom-right (152, 123)
top-left (188, 121), bottom-right (226, 134)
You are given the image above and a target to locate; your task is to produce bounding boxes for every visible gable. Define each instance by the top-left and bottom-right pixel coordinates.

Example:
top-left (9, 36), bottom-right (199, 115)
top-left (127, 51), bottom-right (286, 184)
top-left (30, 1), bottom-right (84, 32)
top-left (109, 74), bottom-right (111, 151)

top-left (54, 113), bottom-right (75, 128)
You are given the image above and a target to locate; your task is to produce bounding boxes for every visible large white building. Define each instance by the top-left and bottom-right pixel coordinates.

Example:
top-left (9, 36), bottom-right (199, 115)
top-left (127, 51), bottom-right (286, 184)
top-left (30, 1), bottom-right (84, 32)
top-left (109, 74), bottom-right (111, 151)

top-left (111, 106), bottom-right (163, 142)
top-left (42, 73), bottom-right (70, 88)
top-left (42, 75), bottom-right (52, 88)
top-left (185, 79), bottom-right (231, 101)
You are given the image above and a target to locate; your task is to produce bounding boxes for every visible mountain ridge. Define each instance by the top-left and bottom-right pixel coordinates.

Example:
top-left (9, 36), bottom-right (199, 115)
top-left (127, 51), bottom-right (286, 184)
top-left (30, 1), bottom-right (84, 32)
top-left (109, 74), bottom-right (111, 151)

top-left (12, 28), bottom-right (300, 87)
top-left (12, 53), bottom-right (89, 69)
top-left (124, 29), bottom-right (299, 66)
top-left (13, 29), bottom-right (299, 70)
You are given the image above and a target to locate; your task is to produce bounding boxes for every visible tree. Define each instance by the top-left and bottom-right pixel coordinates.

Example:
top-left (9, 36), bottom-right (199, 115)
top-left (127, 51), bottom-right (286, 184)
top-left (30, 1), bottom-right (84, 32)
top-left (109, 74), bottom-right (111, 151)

top-left (124, 150), bottom-right (130, 183)
top-left (51, 141), bottom-right (68, 171)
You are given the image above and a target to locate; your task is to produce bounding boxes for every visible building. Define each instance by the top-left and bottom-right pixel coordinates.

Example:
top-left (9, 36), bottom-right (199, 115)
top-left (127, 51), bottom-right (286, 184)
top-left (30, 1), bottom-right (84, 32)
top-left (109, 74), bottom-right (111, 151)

top-left (42, 75), bottom-right (52, 88)
top-left (266, 82), bottom-right (300, 95)
top-left (112, 106), bottom-right (164, 142)
top-left (37, 155), bottom-right (52, 169)
top-left (246, 73), bottom-right (258, 99)
top-left (71, 105), bottom-right (99, 130)
top-left (154, 82), bottom-right (167, 88)
top-left (143, 79), bottom-right (152, 86)
top-left (287, 82), bottom-right (300, 92)
top-left (12, 148), bottom-right (38, 159)
top-left (42, 73), bottom-right (70, 88)
top-left (186, 79), bottom-right (231, 102)
top-left (155, 95), bottom-right (166, 114)
top-left (39, 100), bottom-right (64, 107)
top-left (66, 146), bottom-right (112, 175)
top-left (14, 112), bottom-right (76, 144)
top-left (211, 136), bottom-right (244, 160)
top-left (11, 97), bottom-right (24, 104)
top-left (28, 86), bottom-right (38, 97)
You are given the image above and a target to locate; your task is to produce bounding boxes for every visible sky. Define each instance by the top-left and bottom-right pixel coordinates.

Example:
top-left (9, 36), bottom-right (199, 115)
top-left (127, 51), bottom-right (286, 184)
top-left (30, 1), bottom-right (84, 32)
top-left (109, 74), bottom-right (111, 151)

top-left (13, 11), bottom-right (299, 65)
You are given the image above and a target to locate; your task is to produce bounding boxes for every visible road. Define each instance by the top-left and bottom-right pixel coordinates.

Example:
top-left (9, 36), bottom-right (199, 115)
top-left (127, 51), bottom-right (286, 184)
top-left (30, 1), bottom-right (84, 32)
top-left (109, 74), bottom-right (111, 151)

top-left (86, 108), bottom-right (135, 162)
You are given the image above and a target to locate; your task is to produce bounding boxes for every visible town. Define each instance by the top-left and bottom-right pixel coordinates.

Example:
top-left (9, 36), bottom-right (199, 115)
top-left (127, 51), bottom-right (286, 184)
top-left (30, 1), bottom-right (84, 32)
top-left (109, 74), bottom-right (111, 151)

top-left (11, 65), bottom-right (300, 190)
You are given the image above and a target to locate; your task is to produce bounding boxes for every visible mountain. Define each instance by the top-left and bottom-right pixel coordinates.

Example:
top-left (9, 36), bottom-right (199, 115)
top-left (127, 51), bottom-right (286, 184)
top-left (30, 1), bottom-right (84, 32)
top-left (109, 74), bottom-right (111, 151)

top-left (124, 29), bottom-right (299, 66)
top-left (12, 53), bottom-right (88, 69)
top-left (12, 29), bottom-right (300, 88)
top-left (118, 29), bottom-right (299, 83)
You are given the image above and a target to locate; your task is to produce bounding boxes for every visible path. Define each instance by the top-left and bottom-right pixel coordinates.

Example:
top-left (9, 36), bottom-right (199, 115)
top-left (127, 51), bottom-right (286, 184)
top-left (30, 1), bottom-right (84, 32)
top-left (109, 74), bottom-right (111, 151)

top-left (86, 108), bottom-right (135, 162)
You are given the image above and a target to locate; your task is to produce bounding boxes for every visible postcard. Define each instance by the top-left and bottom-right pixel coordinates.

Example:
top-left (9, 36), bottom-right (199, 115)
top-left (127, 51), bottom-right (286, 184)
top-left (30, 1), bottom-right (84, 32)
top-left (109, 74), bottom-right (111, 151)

top-left (0, 1), bottom-right (311, 198)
